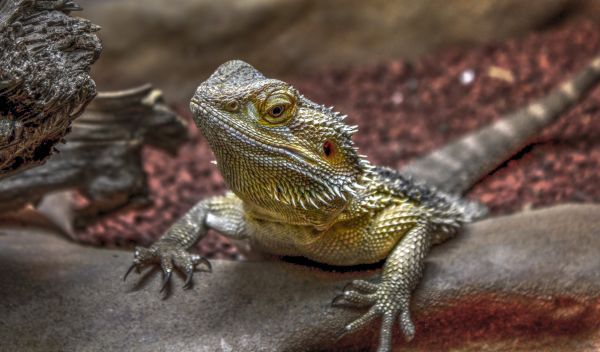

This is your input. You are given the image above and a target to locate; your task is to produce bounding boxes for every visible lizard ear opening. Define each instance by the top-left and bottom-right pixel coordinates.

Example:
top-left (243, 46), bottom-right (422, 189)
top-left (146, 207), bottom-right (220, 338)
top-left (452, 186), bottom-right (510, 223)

top-left (323, 140), bottom-right (335, 158)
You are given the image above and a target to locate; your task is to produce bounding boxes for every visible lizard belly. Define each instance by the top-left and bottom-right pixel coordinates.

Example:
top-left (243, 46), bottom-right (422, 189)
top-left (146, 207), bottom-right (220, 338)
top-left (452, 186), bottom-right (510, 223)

top-left (246, 211), bottom-right (414, 266)
top-left (245, 216), bottom-right (309, 257)
top-left (300, 216), bottom-right (412, 266)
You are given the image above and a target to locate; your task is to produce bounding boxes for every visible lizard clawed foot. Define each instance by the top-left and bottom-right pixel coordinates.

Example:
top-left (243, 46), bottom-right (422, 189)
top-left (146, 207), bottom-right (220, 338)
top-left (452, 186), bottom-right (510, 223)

top-left (123, 242), bottom-right (211, 292)
top-left (333, 279), bottom-right (415, 352)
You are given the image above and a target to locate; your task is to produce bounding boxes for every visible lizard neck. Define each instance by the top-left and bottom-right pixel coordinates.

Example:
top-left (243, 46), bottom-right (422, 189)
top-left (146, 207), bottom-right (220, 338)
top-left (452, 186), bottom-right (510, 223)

top-left (239, 170), bottom-right (380, 231)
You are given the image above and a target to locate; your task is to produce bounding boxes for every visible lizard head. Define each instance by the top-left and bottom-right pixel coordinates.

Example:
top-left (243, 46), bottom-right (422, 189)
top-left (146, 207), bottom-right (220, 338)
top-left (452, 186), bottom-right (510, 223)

top-left (190, 60), bottom-right (371, 227)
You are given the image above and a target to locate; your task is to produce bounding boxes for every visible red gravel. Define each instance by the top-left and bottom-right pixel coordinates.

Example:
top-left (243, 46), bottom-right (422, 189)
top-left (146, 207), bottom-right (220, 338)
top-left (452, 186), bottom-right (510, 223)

top-left (76, 20), bottom-right (600, 258)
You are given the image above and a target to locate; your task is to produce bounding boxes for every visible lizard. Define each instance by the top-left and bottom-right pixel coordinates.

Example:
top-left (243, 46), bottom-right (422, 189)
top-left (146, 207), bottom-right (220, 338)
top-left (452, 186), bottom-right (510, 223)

top-left (124, 54), bottom-right (600, 351)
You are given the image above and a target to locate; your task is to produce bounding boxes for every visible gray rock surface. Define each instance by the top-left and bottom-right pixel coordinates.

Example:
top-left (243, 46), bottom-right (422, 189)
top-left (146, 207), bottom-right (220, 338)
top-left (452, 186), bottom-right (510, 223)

top-left (1, 204), bottom-right (599, 351)
top-left (76, 0), bottom-right (599, 102)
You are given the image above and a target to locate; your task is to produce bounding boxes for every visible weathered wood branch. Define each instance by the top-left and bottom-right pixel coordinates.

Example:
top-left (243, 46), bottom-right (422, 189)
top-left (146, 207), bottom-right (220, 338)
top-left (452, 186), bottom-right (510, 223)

top-left (0, 85), bottom-right (188, 227)
top-left (0, 0), bottom-right (101, 179)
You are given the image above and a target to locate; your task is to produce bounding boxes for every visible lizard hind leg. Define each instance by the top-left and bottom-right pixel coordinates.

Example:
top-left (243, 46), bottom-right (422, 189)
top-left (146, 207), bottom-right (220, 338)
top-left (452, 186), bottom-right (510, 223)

top-left (333, 222), bottom-right (432, 352)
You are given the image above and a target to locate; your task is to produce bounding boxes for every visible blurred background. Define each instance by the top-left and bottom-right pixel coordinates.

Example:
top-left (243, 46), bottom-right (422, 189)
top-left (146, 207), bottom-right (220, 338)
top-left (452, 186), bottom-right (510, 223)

top-left (79, 0), bottom-right (600, 102)
top-left (70, 0), bottom-right (600, 258)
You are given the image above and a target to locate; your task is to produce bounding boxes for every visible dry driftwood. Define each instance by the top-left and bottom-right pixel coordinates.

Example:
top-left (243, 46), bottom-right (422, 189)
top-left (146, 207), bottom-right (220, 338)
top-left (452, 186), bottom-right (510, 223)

top-left (0, 84), bottom-right (188, 229)
top-left (0, 0), bottom-right (101, 179)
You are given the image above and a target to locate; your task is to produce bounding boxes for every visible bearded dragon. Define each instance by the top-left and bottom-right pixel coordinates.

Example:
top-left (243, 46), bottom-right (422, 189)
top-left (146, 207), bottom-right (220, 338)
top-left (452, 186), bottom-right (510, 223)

top-left (124, 54), bottom-right (600, 351)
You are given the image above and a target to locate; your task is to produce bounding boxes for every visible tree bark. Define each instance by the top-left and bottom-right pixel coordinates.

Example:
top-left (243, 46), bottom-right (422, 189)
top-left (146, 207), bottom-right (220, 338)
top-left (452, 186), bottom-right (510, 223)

top-left (0, 0), bottom-right (101, 178)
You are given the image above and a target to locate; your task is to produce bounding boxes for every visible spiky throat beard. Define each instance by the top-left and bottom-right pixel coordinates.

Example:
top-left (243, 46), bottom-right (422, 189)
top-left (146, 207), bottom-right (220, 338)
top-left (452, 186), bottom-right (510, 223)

top-left (192, 106), bottom-right (371, 228)
top-left (200, 123), bottom-right (368, 228)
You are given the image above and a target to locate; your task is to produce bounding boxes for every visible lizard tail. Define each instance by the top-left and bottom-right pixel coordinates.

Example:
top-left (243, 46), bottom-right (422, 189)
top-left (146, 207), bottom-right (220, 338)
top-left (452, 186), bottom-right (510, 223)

top-left (401, 54), bottom-right (600, 196)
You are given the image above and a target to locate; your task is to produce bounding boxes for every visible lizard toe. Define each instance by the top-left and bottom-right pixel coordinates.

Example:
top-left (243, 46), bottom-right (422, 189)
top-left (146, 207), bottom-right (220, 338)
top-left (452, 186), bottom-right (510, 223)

top-left (173, 251), bottom-right (211, 288)
top-left (399, 309), bottom-right (415, 342)
top-left (335, 280), bottom-right (416, 350)
top-left (343, 279), bottom-right (378, 294)
top-left (332, 287), bottom-right (376, 308)
top-left (126, 241), bottom-right (211, 293)
top-left (341, 306), bottom-right (379, 337)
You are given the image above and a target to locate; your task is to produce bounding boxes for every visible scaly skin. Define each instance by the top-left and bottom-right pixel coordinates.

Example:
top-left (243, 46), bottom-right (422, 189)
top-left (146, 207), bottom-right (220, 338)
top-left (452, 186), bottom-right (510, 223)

top-left (125, 55), bottom-right (600, 351)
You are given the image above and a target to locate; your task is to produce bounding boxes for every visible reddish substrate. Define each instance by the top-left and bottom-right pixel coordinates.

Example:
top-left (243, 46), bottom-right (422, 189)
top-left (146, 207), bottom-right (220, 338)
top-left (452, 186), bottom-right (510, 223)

top-left (334, 294), bottom-right (600, 351)
top-left (77, 20), bottom-right (600, 258)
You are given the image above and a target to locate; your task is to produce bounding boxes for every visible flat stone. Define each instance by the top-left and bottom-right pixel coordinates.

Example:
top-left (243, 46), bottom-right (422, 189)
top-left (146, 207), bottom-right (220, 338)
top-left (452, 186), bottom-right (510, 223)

top-left (0, 204), bottom-right (599, 351)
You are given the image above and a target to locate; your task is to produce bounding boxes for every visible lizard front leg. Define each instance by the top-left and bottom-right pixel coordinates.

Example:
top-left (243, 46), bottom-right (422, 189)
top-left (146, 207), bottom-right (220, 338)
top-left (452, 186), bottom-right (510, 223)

top-left (334, 221), bottom-right (432, 352)
top-left (124, 193), bottom-right (245, 291)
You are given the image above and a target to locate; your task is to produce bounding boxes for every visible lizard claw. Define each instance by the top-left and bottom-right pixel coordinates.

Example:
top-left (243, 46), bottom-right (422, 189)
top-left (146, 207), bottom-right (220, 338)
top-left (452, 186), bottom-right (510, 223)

top-left (160, 270), bottom-right (172, 293)
top-left (123, 263), bottom-right (137, 282)
top-left (335, 324), bottom-right (354, 342)
top-left (183, 267), bottom-right (194, 289)
top-left (124, 243), bottom-right (211, 293)
top-left (194, 255), bottom-right (212, 272)
top-left (331, 293), bottom-right (346, 307)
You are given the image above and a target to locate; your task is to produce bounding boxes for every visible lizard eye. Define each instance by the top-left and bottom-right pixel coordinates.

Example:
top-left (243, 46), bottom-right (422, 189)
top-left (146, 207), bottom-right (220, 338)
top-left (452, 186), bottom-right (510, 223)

top-left (260, 90), bottom-right (296, 125)
top-left (268, 105), bottom-right (285, 118)
top-left (224, 100), bottom-right (239, 112)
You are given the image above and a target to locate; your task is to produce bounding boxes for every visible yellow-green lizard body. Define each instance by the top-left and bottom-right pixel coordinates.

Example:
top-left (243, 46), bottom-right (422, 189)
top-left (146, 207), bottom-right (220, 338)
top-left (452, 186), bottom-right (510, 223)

top-left (125, 55), bottom-right (600, 352)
